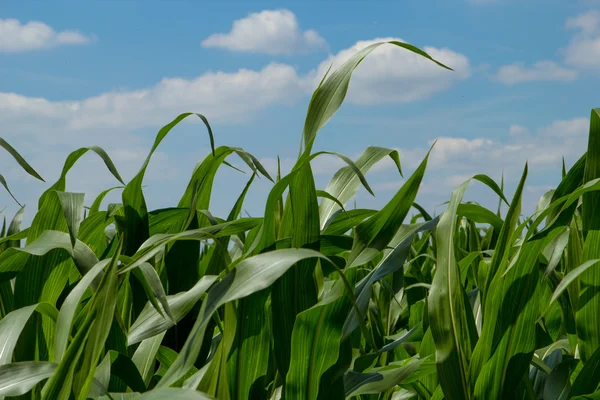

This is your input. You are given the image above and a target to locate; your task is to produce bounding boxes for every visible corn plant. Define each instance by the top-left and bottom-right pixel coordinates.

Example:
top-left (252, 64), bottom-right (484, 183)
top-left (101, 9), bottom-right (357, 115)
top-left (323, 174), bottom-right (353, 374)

top-left (0, 39), bottom-right (599, 399)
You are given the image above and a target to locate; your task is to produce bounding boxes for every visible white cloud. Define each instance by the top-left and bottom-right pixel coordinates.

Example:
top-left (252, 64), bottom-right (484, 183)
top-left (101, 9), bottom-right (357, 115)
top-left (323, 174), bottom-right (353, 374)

top-left (0, 37), bottom-right (472, 145)
top-left (365, 117), bottom-right (588, 186)
top-left (313, 38), bottom-right (470, 105)
top-left (424, 118), bottom-right (587, 172)
top-left (0, 18), bottom-right (91, 52)
top-left (564, 10), bottom-right (600, 69)
top-left (427, 137), bottom-right (492, 165)
top-left (495, 61), bottom-right (577, 84)
top-left (537, 117), bottom-right (589, 137)
top-left (202, 9), bottom-right (326, 55)
top-left (494, 10), bottom-right (600, 84)
top-left (0, 63), bottom-right (306, 142)
top-left (509, 124), bottom-right (529, 136)
top-left (566, 10), bottom-right (600, 34)
top-left (356, 115), bottom-right (591, 218)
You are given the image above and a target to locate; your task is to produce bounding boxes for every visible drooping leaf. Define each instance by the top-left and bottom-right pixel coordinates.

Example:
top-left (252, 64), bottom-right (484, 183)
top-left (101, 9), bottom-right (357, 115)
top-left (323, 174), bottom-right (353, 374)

top-left (0, 137), bottom-right (45, 182)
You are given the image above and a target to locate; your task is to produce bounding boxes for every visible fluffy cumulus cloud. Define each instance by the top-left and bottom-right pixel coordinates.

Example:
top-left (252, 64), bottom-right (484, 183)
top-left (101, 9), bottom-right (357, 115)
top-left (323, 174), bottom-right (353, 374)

top-left (495, 61), bottom-right (578, 84)
top-left (0, 18), bottom-right (91, 52)
top-left (202, 9), bottom-right (326, 55)
top-left (313, 37), bottom-right (470, 104)
top-left (564, 10), bottom-right (600, 69)
top-left (1, 36), bottom-right (472, 141)
top-left (0, 63), bottom-right (306, 142)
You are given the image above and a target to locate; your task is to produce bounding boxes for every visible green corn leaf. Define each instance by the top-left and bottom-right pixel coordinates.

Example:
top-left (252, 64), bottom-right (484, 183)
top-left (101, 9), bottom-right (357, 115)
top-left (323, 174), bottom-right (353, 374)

top-left (0, 205), bottom-right (26, 254)
top-left (543, 227), bottom-right (570, 275)
top-left (155, 249), bottom-right (328, 388)
top-left (457, 204), bottom-right (503, 232)
top-left (78, 211), bottom-right (115, 258)
top-left (543, 359), bottom-right (577, 400)
top-left (120, 218), bottom-right (261, 274)
top-left (322, 209), bottom-right (377, 236)
top-left (0, 173), bottom-right (22, 207)
top-left (226, 290), bottom-right (271, 400)
top-left (11, 230), bottom-right (99, 278)
top-left (347, 150), bottom-right (430, 269)
top-left (0, 362), bottom-right (56, 397)
top-left (54, 259), bottom-right (109, 362)
top-left (89, 352), bottom-right (111, 398)
top-left (572, 346), bottom-right (600, 397)
top-left (258, 151), bottom-right (373, 254)
top-left (41, 307), bottom-right (97, 399)
top-left (89, 186), bottom-right (124, 215)
top-left (132, 332), bottom-right (166, 387)
top-left (198, 302), bottom-right (236, 398)
top-left (428, 179), bottom-right (479, 400)
top-left (301, 41), bottom-right (449, 155)
top-left (472, 174), bottom-right (508, 206)
top-left (272, 161), bottom-right (320, 378)
top-left (319, 146), bottom-right (402, 230)
top-left (134, 262), bottom-right (174, 320)
top-left (120, 113), bottom-right (214, 258)
top-left (38, 146), bottom-right (124, 210)
top-left (12, 189), bottom-right (101, 363)
top-left (482, 165), bottom-right (528, 297)
top-left (135, 388), bottom-right (214, 399)
top-left (344, 357), bottom-right (427, 397)
top-left (343, 217), bottom-right (438, 339)
top-left (0, 137), bottom-right (44, 182)
top-left (73, 240), bottom-right (122, 399)
top-left (316, 190), bottom-right (346, 212)
top-left (571, 392), bottom-right (600, 400)
top-left (576, 108), bottom-right (600, 362)
top-left (285, 274), bottom-right (355, 399)
top-left (0, 303), bottom-right (58, 366)
top-left (541, 259), bottom-right (600, 317)
top-left (106, 350), bottom-right (147, 393)
top-left (471, 185), bottom-right (571, 399)
top-left (56, 192), bottom-right (85, 248)
top-left (128, 275), bottom-right (217, 345)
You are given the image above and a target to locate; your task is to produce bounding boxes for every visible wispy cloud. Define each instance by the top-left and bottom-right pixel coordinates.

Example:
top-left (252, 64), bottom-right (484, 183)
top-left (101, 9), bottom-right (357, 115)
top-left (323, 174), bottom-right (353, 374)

top-left (494, 9), bottom-right (600, 84)
top-left (564, 10), bottom-right (600, 69)
top-left (495, 61), bottom-right (577, 84)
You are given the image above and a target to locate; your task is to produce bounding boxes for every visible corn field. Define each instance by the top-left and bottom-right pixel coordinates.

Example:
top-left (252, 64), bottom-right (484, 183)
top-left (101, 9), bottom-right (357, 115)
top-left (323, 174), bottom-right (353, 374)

top-left (0, 40), bottom-right (599, 400)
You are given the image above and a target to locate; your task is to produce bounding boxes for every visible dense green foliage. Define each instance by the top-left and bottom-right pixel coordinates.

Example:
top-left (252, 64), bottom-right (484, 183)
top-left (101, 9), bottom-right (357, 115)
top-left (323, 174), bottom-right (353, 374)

top-left (1, 40), bottom-right (600, 399)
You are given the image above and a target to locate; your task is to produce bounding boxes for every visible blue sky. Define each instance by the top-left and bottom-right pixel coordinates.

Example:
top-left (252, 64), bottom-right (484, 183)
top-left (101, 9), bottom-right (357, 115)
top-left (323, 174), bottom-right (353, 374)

top-left (1, 0), bottom-right (599, 224)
